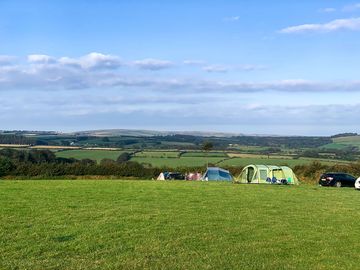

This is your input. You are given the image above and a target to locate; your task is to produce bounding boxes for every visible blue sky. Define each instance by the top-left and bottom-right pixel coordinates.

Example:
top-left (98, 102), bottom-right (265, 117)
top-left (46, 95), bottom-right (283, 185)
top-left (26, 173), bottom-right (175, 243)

top-left (1, 0), bottom-right (360, 135)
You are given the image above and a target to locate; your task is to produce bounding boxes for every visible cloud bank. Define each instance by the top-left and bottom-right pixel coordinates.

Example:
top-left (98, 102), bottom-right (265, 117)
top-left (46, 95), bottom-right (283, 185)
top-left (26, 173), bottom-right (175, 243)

top-left (0, 53), bottom-right (359, 93)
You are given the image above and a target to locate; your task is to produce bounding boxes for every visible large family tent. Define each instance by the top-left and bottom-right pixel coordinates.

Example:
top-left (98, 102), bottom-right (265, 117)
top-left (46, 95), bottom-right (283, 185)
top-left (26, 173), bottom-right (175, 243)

top-left (236, 164), bottom-right (299, 185)
top-left (202, 167), bottom-right (233, 181)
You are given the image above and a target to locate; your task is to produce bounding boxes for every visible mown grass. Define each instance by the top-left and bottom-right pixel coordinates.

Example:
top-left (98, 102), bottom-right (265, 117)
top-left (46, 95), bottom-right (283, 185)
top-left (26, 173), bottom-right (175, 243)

top-left (1, 180), bottom-right (360, 270)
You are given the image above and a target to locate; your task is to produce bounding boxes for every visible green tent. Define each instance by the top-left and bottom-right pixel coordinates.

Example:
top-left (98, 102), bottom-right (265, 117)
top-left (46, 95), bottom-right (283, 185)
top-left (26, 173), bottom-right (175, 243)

top-left (235, 164), bottom-right (299, 185)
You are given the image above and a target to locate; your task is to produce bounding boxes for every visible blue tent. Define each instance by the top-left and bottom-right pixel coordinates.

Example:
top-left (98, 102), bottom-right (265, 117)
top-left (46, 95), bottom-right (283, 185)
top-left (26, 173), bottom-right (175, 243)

top-left (202, 167), bottom-right (233, 181)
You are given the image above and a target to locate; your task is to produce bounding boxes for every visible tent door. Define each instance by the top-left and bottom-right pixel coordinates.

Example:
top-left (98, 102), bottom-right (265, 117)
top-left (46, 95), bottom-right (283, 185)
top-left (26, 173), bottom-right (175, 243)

top-left (247, 167), bottom-right (255, 183)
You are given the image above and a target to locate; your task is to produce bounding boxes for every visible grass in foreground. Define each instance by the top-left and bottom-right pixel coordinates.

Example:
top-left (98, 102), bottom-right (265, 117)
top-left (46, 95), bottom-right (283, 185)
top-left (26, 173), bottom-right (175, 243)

top-left (1, 181), bottom-right (359, 270)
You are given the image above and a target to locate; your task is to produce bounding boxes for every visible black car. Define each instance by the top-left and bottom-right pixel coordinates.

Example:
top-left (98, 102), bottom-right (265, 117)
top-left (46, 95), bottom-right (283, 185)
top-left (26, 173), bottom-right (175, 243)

top-left (319, 172), bottom-right (356, 187)
top-left (165, 172), bottom-right (185, 180)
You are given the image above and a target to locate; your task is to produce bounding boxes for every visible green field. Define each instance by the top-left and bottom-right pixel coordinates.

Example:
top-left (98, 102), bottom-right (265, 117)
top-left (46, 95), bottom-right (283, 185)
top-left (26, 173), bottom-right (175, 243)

top-left (133, 151), bottom-right (180, 158)
top-left (56, 150), bottom-right (125, 162)
top-left (131, 156), bottom-right (226, 167)
top-left (333, 135), bottom-right (360, 145)
top-left (322, 135), bottom-right (360, 150)
top-left (219, 157), bottom-right (348, 167)
top-left (54, 149), bottom-right (348, 168)
top-left (1, 180), bottom-right (360, 269)
top-left (181, 151), bottom-right (228, 157)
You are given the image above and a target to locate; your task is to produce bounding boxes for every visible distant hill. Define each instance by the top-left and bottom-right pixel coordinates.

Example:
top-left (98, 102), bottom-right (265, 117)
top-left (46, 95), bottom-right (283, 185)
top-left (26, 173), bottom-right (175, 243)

top-left (71, 129), bottom-right (244, 138)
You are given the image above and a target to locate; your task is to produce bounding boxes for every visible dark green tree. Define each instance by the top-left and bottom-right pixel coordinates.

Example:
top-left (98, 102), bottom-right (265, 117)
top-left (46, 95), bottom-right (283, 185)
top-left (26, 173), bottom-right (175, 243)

top-left (202, 141), bottom-right (213, 168)
top-left (116, 152), bottom-right (131, 163)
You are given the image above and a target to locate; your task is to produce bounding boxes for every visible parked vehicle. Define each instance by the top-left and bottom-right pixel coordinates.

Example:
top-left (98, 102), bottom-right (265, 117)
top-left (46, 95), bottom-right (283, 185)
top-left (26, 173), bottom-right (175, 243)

top-left (355, 177), bottom-right (360, 190)
top-left (165, 172), bottom-right (185, 180)
top-left (319, 173), bottom-right (356, 188)
top-left (156, 172), bottom-right (185, 180)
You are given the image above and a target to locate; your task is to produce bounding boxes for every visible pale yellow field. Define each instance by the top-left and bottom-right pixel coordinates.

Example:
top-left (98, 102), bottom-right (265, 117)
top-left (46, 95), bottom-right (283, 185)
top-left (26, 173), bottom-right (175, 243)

top-left (30, 145), bottom-right (81, 150)
top-left (0, 144), bottom-right (29, 148)
top-left (227, 153), bottom-right (291, 159)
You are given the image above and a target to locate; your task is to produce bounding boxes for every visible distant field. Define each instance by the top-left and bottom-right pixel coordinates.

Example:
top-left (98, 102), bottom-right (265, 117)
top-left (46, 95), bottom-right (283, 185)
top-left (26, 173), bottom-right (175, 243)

top-left (131, 156), bottom-right (226, 167)
top-left (321, 143), bottom-right (350, 150)
top-left (228, 145), bottom-right (269, 151)
top-left (160, 141), bottom-right (196, 147)
top-left (228, 153), bottom-right (290, 159)
top-left (0, 144), bottom-right (29, 148)
top-left (181, 151), bottom-right (228, 157)
top-left (133, 151), bottom-right (180, 158)
top-left (53, 149), bottom-right (348, 168)
top-left (333, 136), bottom-right (360, 147)
top-left (219, 157), bottom-right (347, 167)
top-left (322, 136), bottom-right (360, 150)
top-left (56, 149), bottom-right (125, 162)
top-left (1, 180), bottom-right (360, 269)
top-left (32, 145), bottom-right (81, 150)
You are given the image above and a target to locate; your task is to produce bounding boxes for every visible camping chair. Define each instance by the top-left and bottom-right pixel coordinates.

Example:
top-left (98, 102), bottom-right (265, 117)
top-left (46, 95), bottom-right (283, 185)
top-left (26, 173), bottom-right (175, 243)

top-left (271, 176), bottom-right (277, 184)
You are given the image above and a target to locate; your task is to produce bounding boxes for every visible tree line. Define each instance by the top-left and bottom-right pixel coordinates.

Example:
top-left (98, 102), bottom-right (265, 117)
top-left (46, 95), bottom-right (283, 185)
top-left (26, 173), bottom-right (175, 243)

top-left (1, 148), bottom-right (360, 183)
top-left (0, 135), bottom-right (35, 145)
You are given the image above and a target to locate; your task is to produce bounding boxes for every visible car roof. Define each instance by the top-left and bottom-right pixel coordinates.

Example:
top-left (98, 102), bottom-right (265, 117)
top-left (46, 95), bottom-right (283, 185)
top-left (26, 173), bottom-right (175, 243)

top-left (323, 172), bottom-right (354, 176)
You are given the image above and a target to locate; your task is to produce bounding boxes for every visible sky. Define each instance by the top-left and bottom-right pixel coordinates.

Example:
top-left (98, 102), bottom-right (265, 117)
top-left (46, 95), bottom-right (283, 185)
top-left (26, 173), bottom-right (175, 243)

top-left (0, 0), bottom-right (360, 135)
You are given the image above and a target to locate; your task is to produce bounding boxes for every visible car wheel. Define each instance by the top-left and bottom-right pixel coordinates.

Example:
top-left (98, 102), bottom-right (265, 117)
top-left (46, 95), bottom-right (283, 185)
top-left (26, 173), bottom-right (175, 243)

top-left (335, 181), bottom-right (342, 188)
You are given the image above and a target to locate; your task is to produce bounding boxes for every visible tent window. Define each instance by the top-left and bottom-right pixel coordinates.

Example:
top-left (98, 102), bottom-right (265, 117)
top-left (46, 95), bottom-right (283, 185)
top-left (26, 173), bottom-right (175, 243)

top-left (259, 170), bottom-right (267, 180)
top-left (219, 170), bottom-right (231, 180)
top-left (207, 170), bottom-right (218, 179)
top-left (273, 169), bottom-right (284, 179)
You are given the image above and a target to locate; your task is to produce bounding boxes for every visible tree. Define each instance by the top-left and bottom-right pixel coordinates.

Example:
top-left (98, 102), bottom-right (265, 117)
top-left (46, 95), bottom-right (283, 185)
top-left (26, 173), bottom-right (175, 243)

top-left (0, 157), bottom-right (14, 177)
top-left (202, 141), bottom-right (213, 168)
top-left (102, 137), bottom-right (110, 142)
top-left (202, 141), bottom-right (213, 152)
top-left (116, 152), bottom-right (131, 163)
top-left (100, 158), bottom-right (116, 165)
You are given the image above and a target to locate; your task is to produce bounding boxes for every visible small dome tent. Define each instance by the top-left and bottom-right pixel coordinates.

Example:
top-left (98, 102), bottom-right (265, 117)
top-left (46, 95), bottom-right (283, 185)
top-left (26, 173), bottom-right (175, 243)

top-left (202, 167), bottom-right (233, 181)
top-left (236, 164), bottom-right (299, 185)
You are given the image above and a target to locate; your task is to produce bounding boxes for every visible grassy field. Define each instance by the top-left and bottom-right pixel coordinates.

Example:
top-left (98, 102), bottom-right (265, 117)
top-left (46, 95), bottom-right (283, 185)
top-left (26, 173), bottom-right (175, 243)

top-left (131, 156), bottom-right (226, 167)
top-left (219, 157), bottom-right (348, 167)
top-left (181, 151), bottom-right (228, 157)
top-left (322, 135), bottom-right (360, 150)
top-left (56, 150), bottom-right (125, 162)
top-left (54, 149), bottom-right (348, 168)
top-left (133, 151), bottom-right (180, 158)
top-left (1, 180), bottom-right (359, 269)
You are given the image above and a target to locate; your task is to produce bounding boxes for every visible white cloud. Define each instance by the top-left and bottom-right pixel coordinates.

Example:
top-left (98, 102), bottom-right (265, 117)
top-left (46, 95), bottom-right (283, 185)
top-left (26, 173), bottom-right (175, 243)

top-left (132, 58), bottom-right (173, 70)
top-left (28, 54), bottom-right (56, 64)
top-left (59, 52), bottom-right (122, 69)
top-left (0, 55), bottom-right (16, 65)
top-left (1, 59), bottom-right (360, 93)
top-left (1, 53), bottom-right (360, 95)
top-left (280, 17), bottom-right (360, 33)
